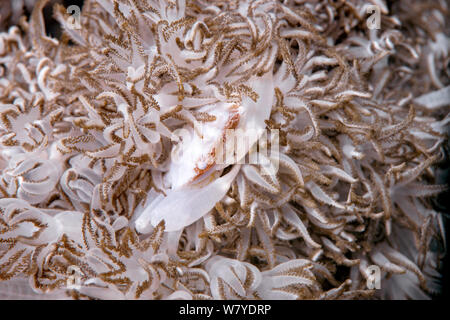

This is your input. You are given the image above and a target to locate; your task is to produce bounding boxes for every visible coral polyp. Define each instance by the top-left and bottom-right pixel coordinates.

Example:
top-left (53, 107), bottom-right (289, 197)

top-left (0, 0), bottom-right (448, 300)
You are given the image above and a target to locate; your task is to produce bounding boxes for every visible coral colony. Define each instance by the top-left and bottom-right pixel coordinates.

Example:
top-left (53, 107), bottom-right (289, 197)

top-left (0, 0), bottom-right (448, 300)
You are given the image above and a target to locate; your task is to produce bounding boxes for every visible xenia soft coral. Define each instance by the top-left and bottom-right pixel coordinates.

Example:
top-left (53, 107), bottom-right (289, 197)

top-left (0, 0), bottom-right (448, 300)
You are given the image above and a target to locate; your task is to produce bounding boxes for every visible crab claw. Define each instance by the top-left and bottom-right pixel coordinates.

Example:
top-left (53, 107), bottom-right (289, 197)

top-left (135, 72), bottom-right (274, 233)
